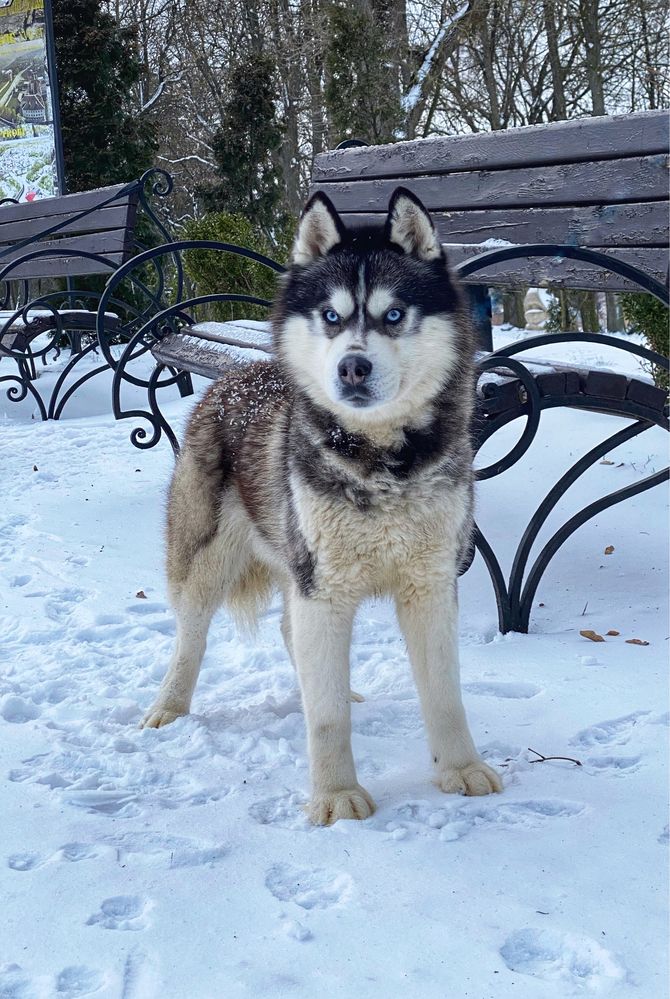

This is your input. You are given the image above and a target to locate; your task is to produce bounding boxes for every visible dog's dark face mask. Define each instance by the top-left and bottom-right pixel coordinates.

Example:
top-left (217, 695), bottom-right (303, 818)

top-left (273, 188), bottom-right (465, 427)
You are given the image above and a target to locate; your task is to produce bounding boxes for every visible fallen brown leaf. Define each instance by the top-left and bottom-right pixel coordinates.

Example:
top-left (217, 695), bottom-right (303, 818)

top-left (580, 629), bottom-right (605, 643)
top-left (600, 459), bottom-right (615, 465)
top-left (136, 589), bottom-right (147, 599)
top-left (606, 629), bottom-right (620, 636)
top-left (604, 545), bottom-right (615, 555)
top-left (625, 638), bottom-right (649, 646)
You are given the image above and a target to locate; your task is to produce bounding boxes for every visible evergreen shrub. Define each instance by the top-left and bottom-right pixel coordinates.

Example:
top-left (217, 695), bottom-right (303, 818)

top-left (620, 292), bottom-right (669, 390)
top-left (182, 213), bottom-right (295, 322)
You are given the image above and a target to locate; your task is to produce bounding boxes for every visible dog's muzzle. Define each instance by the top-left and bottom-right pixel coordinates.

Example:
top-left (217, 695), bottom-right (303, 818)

top-left (338, 354), bottom-right (372, 406)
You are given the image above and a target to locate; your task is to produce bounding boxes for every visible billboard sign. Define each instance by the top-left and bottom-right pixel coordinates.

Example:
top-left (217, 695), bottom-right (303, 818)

top-left (0, 0), bottom-right (61, 202)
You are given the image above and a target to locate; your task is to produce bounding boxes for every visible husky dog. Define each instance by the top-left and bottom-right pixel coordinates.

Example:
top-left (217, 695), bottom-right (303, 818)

top-left (141, 187), bottom-right (502, 823)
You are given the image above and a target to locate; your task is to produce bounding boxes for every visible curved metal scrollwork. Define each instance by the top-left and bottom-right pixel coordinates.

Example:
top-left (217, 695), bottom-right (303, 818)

top-left (0, 171), bottom-right (176, 421)
top-left (456, 243), bottom-right (669, 306)
top-left (100, 238), bottom-right (284, 451)
top-left (0, 250), bottom-right (132, 418)
top-left (454, 243), bottom-right (669, 633)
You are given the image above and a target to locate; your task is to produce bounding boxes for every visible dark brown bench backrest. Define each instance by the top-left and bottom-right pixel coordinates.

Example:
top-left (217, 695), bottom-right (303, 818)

top-left (0, 184), bottom-right (139, 280)
top-left (311, 110), bottom-right (669, 293)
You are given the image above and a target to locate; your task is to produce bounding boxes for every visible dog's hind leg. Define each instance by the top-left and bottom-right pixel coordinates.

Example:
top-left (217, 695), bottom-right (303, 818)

top-left (396, 578), bottom-right (502, 797)
top-left (141, 595), bottom-right (215, 728)
top-left (142, 482), bottom-right (271, 729)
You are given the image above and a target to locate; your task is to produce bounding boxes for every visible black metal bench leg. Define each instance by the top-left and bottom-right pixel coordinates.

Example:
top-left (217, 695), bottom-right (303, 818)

top-left (177, 371), bottom-right (193, 398)
top-left (468, 285), bottom-right (493, 351)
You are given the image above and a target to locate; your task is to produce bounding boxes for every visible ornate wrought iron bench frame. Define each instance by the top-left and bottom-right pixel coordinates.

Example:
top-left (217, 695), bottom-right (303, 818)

top-left (0, 169), bottom-right (175, 420)
top-left (98, 236), bottom-right (668, 634)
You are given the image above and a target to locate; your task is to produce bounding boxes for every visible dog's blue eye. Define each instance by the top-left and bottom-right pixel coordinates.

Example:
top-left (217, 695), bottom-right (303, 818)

top-left (323, 309), bottom-right (340, 325)
top-left (385, 308), bottom-right (403, 324)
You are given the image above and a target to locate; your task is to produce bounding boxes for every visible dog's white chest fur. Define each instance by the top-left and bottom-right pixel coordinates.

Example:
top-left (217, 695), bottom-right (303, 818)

top-left (292, 473), bottom-right (469, 599)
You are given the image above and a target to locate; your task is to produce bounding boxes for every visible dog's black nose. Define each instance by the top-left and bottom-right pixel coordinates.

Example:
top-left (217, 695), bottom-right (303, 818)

top-left (338, 354), bottom-right (372, 387)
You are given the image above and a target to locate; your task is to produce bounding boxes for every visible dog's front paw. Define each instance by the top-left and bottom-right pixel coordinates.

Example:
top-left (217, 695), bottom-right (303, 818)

top-left (307, 786), bottom-right (376, 825)
top-left (140, 700), bottom-right (188, 729)
top-left (438, 761), bottom-right (502, 796)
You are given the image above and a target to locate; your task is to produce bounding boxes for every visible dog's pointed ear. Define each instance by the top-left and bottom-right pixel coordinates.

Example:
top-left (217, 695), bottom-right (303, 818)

top-left (292, 192), bottom-right (346, 265)
top-left (386, 187), bottom-right (442, 261)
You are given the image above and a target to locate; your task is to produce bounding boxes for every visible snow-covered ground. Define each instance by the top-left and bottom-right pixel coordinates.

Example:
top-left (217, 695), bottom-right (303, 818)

top-left (0, 331), bottom-right (668, 998)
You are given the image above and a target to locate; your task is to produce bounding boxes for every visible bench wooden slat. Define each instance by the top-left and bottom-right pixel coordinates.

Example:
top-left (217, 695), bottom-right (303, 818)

top-left (339, 201), bottom-right (669, 250)
top-left (583, 370), bottom-right (629, 400)
top-left (625, 378), bottom-right (668, 412)
top-left (0, 183), bottom-right (140, 280)
top-left (153, 331), bottom-right (272, 381)
top-left (3, 251), bottom-right (128, 280)
top-left (313, 155), bottom-right (668, 214)
top-left (313, 110), bottom-right (669, 181)
top-left (0, 231), bottom-right (132, 280)
top-left (0, 204), bottom-right (134, 245)
top-left (443, 244), bottom-right (667, 291)
top-left (536, 371), bottom-right (568, 396)
top-left (0, 230), bottom-right (130, 264)
top-left (0, 184), bottom-right (135, 225)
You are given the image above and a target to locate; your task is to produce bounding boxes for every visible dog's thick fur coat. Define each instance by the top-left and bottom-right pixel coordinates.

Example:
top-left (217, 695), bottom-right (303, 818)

top-left (142, 188), bottom-right (502, 823)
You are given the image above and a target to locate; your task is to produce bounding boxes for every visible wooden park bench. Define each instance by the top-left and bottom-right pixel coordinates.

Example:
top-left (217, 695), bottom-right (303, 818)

top-left (101, 112), bottom-right (668, 632)
top-left (0, 170), bottom-right (172, 420)
top-left (311, 110), bottom-right (668, 308)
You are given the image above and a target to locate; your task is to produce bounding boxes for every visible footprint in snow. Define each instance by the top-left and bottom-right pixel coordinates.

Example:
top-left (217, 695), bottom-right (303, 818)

top-left (92, 613), bottom-right (125, 626)
top-left (86, 896), bottom-right (152, 931)
top-left (0, 513), bottom-right (29, 537)
top-left (249, 793), bottom-right (309, 830)
top-left (500, 927), bottom-right (625, 990)
top-left (0, 696), bottom-right (41, 724)
top-left (58, 843), bottom-right (99, 863)
top-left (265, 863), bottom-right (353, 909)
top-left (0, 963), bottom-right (33, 998)
top-left (34, 678), bottom-right (73, 705)
top-left (75, 622), bottom-right (136, 643)
top-left (585, 755), bottom-right (641, 776)
top-left (7, 852), bottom-right (43, 872)
top-left (384, 797), bottom-right (585, 842)
top-left (571, 711), bottom-right (650, 749)
top-left (463, 681), bottom-right (542, 699)
top-left (103, 830), bottom-right (228, 868)
top-left (125, 601), bottom-right (169, 616)
top-left (44, 587), bottom-right (86, 623)
top-left (55, 965), bottom-right (104, 997)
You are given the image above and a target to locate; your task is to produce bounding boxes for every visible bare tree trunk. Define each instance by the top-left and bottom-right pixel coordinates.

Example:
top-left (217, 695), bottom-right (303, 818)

top-left (542, 0), bottom-right (567, 118)
top-left (559, 290), bottom-right (571, 331)
top-left (605, 292), bottom-right (624, 331)
top-left (637, 0), bottom-right (658, 109)
top-left (503, 290), bottom-right (526, 328)
top-left (578, 291), bottom-right (600, 332)
top-left (303, 0), bottom-right (327, 162)
top-left (370, 0), bottom-right (405, 139)
top-left (476, 2), bottom-right (503, 129)
top-left (269, 0), bottom-right (303, 216)
top-left (579, 0), bottom-right (606, 115)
